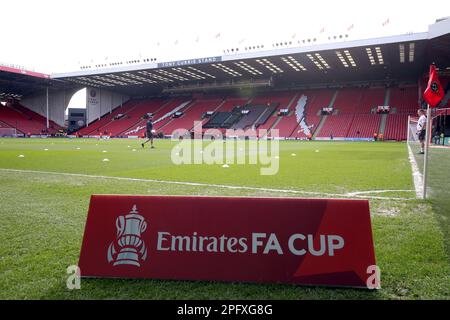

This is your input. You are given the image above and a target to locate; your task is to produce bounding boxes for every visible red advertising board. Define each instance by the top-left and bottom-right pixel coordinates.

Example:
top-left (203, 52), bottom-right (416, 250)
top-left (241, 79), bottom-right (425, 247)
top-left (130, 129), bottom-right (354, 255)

top-left (79, 195), bottom-right (377, 288)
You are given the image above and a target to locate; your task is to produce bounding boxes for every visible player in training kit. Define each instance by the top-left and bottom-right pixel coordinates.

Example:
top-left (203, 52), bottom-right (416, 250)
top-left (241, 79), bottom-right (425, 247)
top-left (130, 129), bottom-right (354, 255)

top-left (417, 109), bottom-right (427, 154)
top-left (141, 114), bottom-right (155, 149)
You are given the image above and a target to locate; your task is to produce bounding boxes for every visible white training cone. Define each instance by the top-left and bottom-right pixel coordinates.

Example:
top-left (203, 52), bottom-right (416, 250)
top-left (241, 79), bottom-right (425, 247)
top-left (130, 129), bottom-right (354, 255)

top-left (102, 150), bottom-right (107, 153)
top-left (18, 155), bottom-right (25, 158)
top-left (291, 153), bottom-right (296, 156)
top-left (222, 164), bottom-right (230, 168)
top-left (102, 158), bottom-right (110, 162)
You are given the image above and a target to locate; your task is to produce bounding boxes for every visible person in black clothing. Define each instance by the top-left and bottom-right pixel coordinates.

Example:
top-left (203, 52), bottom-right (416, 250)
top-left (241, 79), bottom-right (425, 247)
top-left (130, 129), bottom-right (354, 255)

top-left (141, 114), bottom-right (155, 149)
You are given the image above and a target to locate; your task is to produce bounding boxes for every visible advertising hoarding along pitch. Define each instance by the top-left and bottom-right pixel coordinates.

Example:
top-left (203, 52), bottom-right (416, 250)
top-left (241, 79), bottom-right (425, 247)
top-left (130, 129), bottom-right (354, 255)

top-left (79, 195), bottom-right (377, 288)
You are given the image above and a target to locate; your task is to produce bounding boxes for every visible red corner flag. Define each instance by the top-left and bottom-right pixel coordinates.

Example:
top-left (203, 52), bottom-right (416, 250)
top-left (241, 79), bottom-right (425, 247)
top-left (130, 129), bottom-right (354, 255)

top-left (423, 65), bottom-right (444, 108)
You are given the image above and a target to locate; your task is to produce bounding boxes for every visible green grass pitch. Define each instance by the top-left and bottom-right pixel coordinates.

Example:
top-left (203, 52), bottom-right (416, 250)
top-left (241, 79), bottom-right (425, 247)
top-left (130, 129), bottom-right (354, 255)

top-left (0, 138), bottom-right (448, 299)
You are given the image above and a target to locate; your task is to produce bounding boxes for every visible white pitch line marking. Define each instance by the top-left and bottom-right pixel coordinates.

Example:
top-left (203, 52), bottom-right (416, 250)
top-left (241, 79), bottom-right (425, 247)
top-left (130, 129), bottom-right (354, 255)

top-left (0, 168), bottom-right (415, 201)
top-left (407, 144), bottom-right (424, 198)
top-left (346, 190), bottom-right (414, 196)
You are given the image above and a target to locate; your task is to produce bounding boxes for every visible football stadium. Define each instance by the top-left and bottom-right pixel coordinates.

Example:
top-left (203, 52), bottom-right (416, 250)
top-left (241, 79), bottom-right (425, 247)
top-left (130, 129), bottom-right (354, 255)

top-left (1, 1), bottom-right (449, 303)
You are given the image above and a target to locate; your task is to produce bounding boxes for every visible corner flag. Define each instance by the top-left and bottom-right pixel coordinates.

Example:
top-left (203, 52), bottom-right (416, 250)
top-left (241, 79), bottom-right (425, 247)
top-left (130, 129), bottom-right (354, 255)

top-left (423, 64), bottom-right (444, 108)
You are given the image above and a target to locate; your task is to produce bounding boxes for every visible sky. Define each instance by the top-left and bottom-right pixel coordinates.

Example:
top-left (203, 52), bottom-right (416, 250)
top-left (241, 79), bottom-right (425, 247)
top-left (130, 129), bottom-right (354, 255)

top-left (1, 0), bottom-right (448, 74)
top-left (0, 0), bottom-right (448, 110)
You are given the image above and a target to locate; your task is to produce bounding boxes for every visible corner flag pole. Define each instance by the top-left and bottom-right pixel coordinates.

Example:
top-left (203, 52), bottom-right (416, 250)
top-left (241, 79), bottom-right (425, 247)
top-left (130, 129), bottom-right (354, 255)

top-left (407, 115), bottom-right (411, 144)
top-left (46, 87), bottom-right (49, 129)
top-left (422, 104), bottom-right (431, 199)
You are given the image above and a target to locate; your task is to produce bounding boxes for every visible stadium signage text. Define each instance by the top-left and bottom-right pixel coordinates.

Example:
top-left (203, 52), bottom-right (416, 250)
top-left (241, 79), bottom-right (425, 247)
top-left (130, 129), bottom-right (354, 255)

top-left (79, 195), bottom-right (377, 288)
top-left (157, 56), bottom-right (222, 68)
top-left (156, 232), bottom-right (345, 256)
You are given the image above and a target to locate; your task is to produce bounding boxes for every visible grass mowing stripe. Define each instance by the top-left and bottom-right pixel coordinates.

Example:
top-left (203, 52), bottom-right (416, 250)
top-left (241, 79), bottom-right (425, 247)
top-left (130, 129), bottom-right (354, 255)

top-left (1, 138), bottom-right (448, 299)
top-left (0, 170), bottom-right (448, 299)
top-left (0, 168), bottom-right (416, 201)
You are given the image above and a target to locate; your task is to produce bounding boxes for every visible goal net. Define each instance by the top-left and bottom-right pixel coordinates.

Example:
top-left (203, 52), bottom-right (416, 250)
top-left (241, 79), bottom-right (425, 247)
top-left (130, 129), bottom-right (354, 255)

top-left (0, 127), bottom-right (18, 137)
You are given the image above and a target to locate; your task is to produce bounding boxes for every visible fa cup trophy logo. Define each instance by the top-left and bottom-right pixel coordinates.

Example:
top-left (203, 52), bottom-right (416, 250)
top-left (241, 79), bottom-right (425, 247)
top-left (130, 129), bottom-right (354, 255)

top-left (107, 205), bottom-right (148, 267)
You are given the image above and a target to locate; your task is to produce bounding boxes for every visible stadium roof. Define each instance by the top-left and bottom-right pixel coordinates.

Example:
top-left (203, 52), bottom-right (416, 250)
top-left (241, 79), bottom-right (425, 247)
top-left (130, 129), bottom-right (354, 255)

top-left (2, 18), bottom-right (449, 99)
top-left (0, 65), bottom-right (70, 100)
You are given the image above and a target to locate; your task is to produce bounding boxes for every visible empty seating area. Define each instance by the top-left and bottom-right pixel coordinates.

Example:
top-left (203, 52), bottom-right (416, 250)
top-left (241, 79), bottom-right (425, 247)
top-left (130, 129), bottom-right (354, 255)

top-left (384, 114), bottom-right (409, 141)
top-left (333, 88), bottom-right (363, 114)
top-left (251, 91), bottom-right (294, 109)
top-left (272, 109), bottom-right (303, 138)
top-left (126, 98), bottom-right (191, 137)
top-left (204, 112), bottom-right (235, 129)
top-left (76, 100), bottom-right (140, 136)
top-left (382, 85), bottom-right (419, 140)
top-left (66, 85), bottom-right (420, 140)
top-left (389, 86), bottom-right (419, 114)
top-left (202, 94), bottom-right (285, 132)
top-left (358, 87), bottom-right (386, 113)
top-left (290, 89), bottom-right (334, 138)
top-left (214, 97), bottom-right (248, 112)
top-left (254, 104), bottom-right (278, 127)
top-left (263, 92), bottom-right (299, 137)
top-left (0, 103), bottom-right (61, 134)
top-left (231, 106), bottom-right (267, 130)
top-left (158, 98), bottom-right (223, 135)
top-left (347, 114), bottom-right (382, 138)
top-left (252, 92), bottom-right (296, 135)
top-left (105, 98), bottom-right (167, 136)
top-left (317, 114), bottom-right (355, 138)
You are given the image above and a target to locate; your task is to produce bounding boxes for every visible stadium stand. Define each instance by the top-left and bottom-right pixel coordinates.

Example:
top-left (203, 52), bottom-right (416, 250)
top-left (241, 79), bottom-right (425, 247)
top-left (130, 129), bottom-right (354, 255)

top-left (384, 85), bottom-right (419, 140)
top-left (384, 114), bottom-right (409, 141)
top-left (262, 92), bottom-right (299, 137)
top-left (333, 88), bottom-right (363, 114)
top-left (68, 85), bottom-right (422, 140)
top-left (158, 98), bottom-right (223, 135)
top-left (389, 86), bottom-right (419, 114)
top-left (214, 97), bottom-right (249, 112)
top-left (204, 111), bottom-right (235, 128)
top-left (254, 104), bottom-right (278, 127)
top-left (230, 105), bottom-right (267, 130)
top-left (124, 98), bottom-right (190, 137)
top-left (347, 114), bottom-right (383, 138)
top-left (0, 102), bottom-right (61, 134)
top-left (108, 98), bottom-right (168, 136)
top-left (357, 87), bottom-right (386, 113)
top-left (316, 88), bottom-right (362, 138)
top-left (317, 114), bottom-right (355, 138)
top-left (344, 87), bottom-right (385, 138)
top-left (290, 89), bottom-right (334, 139)
top-left (76, 99), bottom-right (140, 136)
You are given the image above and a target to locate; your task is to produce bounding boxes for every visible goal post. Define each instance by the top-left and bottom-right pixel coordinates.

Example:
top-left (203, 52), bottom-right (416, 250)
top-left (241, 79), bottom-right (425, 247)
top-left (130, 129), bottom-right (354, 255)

top-left (407, 115), bottom-right (420, 144)
top-left (0, 127), bottom-right (18, 137)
